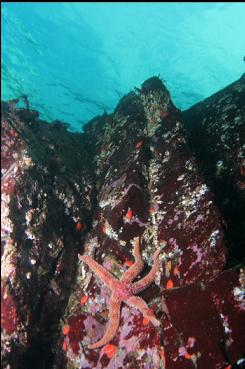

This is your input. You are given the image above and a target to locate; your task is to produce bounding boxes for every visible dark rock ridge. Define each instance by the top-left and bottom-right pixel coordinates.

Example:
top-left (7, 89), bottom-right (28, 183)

top-left (182, 75), bottom-right (245, 266)
top-left (1, 76), bottom-right (244, 369)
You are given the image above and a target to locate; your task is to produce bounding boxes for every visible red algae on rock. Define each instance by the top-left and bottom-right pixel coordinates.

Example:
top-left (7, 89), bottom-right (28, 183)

top-left (1, 75), bottom-right (245, 369)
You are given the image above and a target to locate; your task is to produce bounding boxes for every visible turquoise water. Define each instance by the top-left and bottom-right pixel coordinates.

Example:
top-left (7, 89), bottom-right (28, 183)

top-left (1, 2), bottom-right (245, 131)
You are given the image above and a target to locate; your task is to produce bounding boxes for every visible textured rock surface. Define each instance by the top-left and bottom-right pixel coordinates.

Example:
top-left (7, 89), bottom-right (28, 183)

top-left (1, 101), bottom-right (95, 368)
top-left (1, 78), bottom-right (245, 369)
top-left (183, 74), bottom-right (245, 265)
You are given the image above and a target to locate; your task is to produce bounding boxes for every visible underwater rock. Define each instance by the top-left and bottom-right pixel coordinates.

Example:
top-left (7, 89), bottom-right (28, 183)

top-left (161, 266), bottom-right (245, 369)
top-left (58, 77), bottom-right (241, 369)
top-left (1, 106), bottom-right (95, 368)
top-left (1, 77), bottom-right (244, 369)
top-left (183, 74), bottom-right (245, 265)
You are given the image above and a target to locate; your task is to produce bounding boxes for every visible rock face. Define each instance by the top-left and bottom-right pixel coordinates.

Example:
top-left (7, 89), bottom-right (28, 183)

top-left (1, 102), bottom-right (95, 368)
top-left (1, 78), bottom-right (244, 369)
top-left (182, 74), bottom-right (245, 265)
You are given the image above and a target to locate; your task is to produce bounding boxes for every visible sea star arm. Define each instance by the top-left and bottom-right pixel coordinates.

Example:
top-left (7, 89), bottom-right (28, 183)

top-left (121, 237), bottom-right (144, 283)
top-left (80, 255), bottom-right (119, 290)
top-left (88, 292), bottom-right (121, 349)
top-left (131, 248), bottom-right (162, 294)
top-left (125, 295), bottom-right (160, 327)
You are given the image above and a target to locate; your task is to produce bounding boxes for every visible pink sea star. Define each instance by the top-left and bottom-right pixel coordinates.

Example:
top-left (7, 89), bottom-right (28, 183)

top-left (80, 237), bottom-right (163, 349)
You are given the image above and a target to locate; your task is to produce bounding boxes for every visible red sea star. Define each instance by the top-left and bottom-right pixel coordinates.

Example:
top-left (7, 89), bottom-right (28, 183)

top-left (80, 237), bottom-right (163, 349)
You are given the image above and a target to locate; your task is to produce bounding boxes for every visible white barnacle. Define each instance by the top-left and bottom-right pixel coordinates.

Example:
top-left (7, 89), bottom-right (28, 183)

top-left (209, 230), bottom-right (220, 247)
top-left (177, 174), bottom-right (185, 181)
top-left (25, 272), bottom-right (31, 279)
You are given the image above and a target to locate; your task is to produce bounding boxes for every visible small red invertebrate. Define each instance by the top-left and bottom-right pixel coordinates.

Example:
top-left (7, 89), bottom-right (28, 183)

top-left (166, 279), bottom-right (174, 289)
top-left (173, 265), bottom-right (180, 276)
top-left (149, 207), bottom-right (156, 214)
top-left (101, 224), bottom-right (107, 234)
top-left (104, 344), bottom-right (118, 358)
top-left (124, 258), bottom-right (134, 267)
top-left (76, 222), bottom-right (82, 231)
top-left (125, 208), bottom-right (133, 220)
top-left (135, 140), bottom-right (143, 149)
top-left (62, 325), bottom-right (70, 335)
top-left (76, 222), bottom-right (86, 231)
top-left (80, 295), bottom-right (88, 305)
top-left (143, 317), bottom-right (150, 325)
top-left (184, 352), bottom-right (193, 359)
top-left (62, 338), bottom-right (68, 352)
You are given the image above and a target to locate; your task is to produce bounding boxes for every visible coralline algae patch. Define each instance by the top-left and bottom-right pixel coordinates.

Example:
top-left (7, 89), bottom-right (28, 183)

top-left (162, 285), bottom-right (226, 369)
top-left (1, 284), bottom-right (23, 368)
top-left (209, 268), bottom-right (245, 362)
top-left (64, 232), bottom-right (164, 367)
top-left (62, 303), bottom-right (163, 369)
top-left (95, 317), bottom-right (162, 369)
top-left (161, 267), bottom-right (245, 369)
top-left (63, 262), bottom-right (244, 369)
top-left (1, 285), bottom-right (19, 335)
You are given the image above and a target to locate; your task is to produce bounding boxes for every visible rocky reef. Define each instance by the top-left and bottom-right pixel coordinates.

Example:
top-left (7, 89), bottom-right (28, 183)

top-left (182, 75), bottom-right (245, 266)
top-left (1, 76), bottom-right (245, 369)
